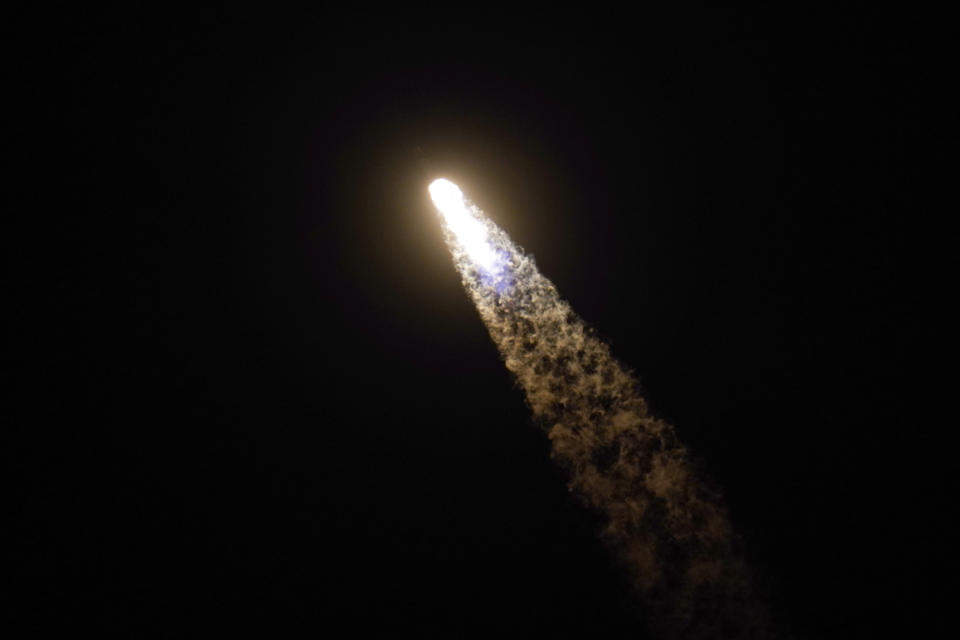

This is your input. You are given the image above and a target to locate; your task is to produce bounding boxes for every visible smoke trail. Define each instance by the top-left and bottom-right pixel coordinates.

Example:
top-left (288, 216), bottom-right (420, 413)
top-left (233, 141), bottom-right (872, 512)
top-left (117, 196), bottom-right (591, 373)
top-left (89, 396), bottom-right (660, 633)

top-left (430, 180), bottom-right (769, 639)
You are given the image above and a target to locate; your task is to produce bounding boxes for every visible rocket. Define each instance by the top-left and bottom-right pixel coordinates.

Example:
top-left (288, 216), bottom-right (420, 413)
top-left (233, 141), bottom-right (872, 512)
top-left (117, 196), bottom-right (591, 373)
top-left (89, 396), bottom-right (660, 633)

top-left (429, 178), bottom-right (500, 272)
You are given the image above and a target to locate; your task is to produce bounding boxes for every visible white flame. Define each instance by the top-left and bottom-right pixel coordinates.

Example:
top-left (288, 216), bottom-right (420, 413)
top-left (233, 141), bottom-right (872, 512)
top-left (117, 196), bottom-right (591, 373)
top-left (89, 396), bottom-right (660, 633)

top-left (429, 178), bottom-right (499, 272)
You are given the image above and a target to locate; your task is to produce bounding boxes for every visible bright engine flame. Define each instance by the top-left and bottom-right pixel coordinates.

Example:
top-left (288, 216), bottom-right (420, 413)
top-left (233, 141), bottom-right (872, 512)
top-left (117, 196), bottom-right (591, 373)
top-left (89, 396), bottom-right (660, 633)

top-left (429, 178), bottom-right (499, 272)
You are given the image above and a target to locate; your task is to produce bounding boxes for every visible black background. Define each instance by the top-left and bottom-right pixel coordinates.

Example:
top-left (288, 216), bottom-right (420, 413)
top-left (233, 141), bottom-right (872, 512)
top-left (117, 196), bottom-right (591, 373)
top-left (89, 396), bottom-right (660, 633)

top-left (7, 6), bottom-right (942, 638)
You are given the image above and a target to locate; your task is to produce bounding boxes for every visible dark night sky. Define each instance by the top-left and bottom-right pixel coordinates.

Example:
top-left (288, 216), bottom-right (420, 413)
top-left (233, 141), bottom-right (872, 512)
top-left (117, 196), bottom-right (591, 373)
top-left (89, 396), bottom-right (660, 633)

top-left (7, 6), bottom-right (943, 638)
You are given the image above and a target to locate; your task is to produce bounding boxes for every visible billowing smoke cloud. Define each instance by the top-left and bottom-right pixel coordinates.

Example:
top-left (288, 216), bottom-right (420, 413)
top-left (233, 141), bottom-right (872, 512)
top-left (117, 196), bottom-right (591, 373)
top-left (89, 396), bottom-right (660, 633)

top-left (431, 180), bottom-right (770, 639)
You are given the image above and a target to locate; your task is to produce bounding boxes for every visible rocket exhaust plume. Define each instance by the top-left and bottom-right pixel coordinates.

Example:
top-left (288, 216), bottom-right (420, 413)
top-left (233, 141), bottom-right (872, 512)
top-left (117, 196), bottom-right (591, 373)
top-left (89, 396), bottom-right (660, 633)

top-left (430, 179), bottom-right (769, 639)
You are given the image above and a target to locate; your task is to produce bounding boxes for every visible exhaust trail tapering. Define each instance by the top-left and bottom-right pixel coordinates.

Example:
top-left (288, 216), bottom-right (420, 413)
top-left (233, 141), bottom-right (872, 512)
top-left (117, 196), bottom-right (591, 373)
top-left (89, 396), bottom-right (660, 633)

top-left (430, 178), bottom-right (770, 640)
